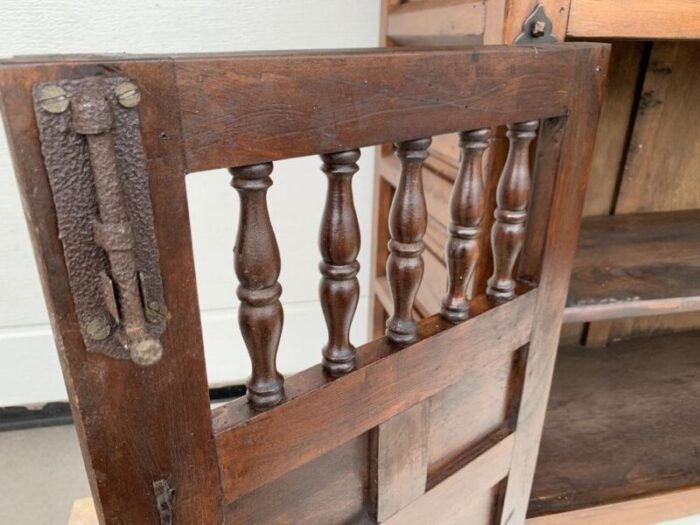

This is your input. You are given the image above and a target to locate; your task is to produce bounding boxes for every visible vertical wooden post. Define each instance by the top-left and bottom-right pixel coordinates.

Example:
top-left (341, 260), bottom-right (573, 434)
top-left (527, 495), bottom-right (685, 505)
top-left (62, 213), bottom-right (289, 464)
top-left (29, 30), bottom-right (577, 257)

top-left (386, 138), bottom-right (431, 344)
top-left (230, 162), bottom-right (285, 409)
top-left (499, 48), bottom-right (609, 525)
top-left (487, 121), bottom-right (539, 302)
top-left (319, 150), bottom-right (362, 375)
top-left (441, 128), bottom-right (490, 322)
top-left (0, 62), bottom-right (223, 523)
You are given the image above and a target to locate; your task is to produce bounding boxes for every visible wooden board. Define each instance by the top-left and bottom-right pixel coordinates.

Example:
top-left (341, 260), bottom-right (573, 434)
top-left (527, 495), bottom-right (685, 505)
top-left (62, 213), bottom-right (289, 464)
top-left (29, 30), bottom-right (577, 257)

top-left (616, 42), bottom-right (700, 214)
top-left (527, 487), bottom-right (700, 525)
top-left (387, 0), bottom-right (485, 46)
top-left (567, 0), bottom-right (700, 40)
top-left (530, 330), bottom-right (700, 516)
top-left (582, 42), bottom-right (646, 218)
top-left (564, 210), bottom-right (700, 323)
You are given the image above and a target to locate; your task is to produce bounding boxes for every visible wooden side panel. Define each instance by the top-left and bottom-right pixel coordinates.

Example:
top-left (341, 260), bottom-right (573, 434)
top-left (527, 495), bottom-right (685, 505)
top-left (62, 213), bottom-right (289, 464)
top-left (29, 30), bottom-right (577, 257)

top-left (567, 0), bottom-right (700, 40)
top-left (385, 434), bottom-right (514, 524)
top-left (499, 46), bottom-right (609, 525)
top-left (227, 435), bottom-right (372, 524)
top-left (387, 0), bottom-right (485, 46)
top-left (0, 62), bottom-right (222, 523)
top-left (213, 290), bottom-right (537, 503)
top-left (611, 41), bottom-right (700, 340)
top-left (616, 42), bottom-right (700, 213)
top-left (582, 42), bottom-right (646, 217)
top-left (370, 402), bottom-right (430, 521)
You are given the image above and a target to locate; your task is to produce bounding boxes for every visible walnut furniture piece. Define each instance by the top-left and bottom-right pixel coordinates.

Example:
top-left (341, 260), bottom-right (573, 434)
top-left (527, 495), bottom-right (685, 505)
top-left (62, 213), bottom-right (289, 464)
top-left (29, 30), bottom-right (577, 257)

top-left (371, 1), bottom-right (700, 523)
top-left (0, 43), bottom-right (607, 523)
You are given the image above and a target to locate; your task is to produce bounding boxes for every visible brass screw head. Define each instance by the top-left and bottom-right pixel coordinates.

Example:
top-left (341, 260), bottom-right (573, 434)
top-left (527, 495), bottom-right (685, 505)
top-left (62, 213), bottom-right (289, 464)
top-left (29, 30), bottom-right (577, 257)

top-left (86, 317), bottom-right (110, 341)
top-left (531, 20), bottom-right (546, 37)
top-left (38, 85), bottom-right (69, 114)
top-left (115, 81), bottom-right (141, 108)
top-left (131, 338), bottom-right (163, 366)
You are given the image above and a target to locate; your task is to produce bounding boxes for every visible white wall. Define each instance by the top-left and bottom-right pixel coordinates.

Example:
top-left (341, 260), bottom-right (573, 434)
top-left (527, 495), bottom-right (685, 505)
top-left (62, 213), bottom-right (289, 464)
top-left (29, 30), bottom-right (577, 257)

top-left (0, 1), bottom-right (380, 406)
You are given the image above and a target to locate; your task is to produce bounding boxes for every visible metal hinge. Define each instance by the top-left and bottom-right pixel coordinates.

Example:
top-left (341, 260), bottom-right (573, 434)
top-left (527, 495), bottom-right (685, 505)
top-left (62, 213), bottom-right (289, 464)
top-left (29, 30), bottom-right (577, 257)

top-left (153, 478), bottom-right (176, 525)
top-left (514, 4), bottom-right (559, 44)
top-left (33, 76), bottom-right (166, 366)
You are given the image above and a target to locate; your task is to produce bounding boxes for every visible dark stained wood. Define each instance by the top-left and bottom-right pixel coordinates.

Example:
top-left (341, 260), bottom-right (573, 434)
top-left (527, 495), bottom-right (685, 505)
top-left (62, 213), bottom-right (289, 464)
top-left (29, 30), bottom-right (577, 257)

top-left (518, 117), bottom-right (566, 286)
top-left (385, 434), bottom-right (514, 524)
top-left (386, 138), bottom-right (431, 344)
top-left (213, 289), bottom-right (537, 503)
top-left (0, 43), bottom-right (610, 525)
top-left (230, 163), bottom-right (285, 409)
top-left (500, 45), bottom-right (609, 525)
top-left (0, 61), bottom-right (223, 524)
top-left (370, 401), bottom-right (430, 521)
top-left (174, 45), bottom-right (592, 171)
top-left (319, 150), bottom-right (362, 375)
top-left (564, 210), bottom-right (700, 323)
top-left (427, 347), bottom-right (524, 480)
top-left (530, 331), bottom-right (700, 517)
top-left (441, 128), bottom-right (490, 322)
top-left (228, 435), bottom-right (372, 524)
top-left (487, 121), bottom-right (538, 302)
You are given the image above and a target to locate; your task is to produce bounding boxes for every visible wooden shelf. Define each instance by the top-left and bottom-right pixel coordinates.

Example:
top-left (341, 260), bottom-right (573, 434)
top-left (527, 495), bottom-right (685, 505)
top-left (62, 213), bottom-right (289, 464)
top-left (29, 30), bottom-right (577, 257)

top-left (529, 330), bottom-right (700, 517)
top-left (564, 210), bottom-right (700, 323)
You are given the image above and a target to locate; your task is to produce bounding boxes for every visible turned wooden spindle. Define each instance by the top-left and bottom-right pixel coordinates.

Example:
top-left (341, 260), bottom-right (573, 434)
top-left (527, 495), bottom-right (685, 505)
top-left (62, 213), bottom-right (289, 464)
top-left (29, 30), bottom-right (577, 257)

top-left (386, 138), bottom-right (431, 344)
top-left (487, 120), bottom-right (538, 302)
top-left (230, 162), bottom-right (284, 409)
top-left (441, 128), bottom-right (490, 322)
top-left (319, 150), bottom-right (361, 375)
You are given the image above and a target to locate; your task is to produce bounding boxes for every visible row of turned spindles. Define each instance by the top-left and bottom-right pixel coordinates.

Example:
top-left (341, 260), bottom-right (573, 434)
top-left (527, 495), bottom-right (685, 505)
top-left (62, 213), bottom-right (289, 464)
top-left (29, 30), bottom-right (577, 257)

top-left (230, 121), bottom-right (538, 410)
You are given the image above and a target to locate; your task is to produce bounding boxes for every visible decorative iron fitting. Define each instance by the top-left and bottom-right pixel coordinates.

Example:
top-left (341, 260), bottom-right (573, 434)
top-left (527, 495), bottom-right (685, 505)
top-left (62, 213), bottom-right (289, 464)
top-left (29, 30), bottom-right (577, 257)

top-left (153, 478), bottom-right (175, 525)
top-left (514, 4), bottom-right (558, 44)
top-left (32, 77), bottom-right (166, 365)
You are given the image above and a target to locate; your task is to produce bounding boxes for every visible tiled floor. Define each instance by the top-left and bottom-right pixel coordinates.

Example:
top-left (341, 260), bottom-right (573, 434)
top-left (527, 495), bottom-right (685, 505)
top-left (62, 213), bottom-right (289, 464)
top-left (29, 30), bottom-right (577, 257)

top-left (0, 425), bottom-right (89, 525)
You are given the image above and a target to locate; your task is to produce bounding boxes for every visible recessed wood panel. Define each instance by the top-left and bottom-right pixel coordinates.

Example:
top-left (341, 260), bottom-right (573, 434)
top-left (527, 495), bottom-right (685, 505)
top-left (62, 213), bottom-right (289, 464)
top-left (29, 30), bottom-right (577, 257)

top-left (385, 434), bottom-right (513, 524)
top-left (227, 435), bottom-right (371, 524)
top-left (428, 347), bottom-right (524, 477)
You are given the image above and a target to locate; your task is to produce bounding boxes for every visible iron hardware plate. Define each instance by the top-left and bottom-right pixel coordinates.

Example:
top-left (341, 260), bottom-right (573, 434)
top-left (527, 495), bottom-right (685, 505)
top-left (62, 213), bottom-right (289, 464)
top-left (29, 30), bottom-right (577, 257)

top-left (32, 76), bottom-right (166, 363)
top-left (514, 4), bottom-right (559, 44)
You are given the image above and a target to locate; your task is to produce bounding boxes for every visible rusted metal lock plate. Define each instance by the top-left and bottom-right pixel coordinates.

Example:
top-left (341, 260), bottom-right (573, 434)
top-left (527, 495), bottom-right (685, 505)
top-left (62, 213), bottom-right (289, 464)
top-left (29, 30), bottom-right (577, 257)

top-left (32, 76), bottom-right (166, 365)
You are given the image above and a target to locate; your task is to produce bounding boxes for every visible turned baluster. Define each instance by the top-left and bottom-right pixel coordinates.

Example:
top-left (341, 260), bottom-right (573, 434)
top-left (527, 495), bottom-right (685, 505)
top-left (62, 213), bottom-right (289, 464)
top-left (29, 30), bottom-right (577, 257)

top-left (386, 138), bottom-right (431, 344)
top-left (230, 162), bottom-right (284, 409)
top-left (441, 128), bottom-right (490, 322)
top-left (319, 150), bottom-right (361, 375)
top-left (487, 121), bottom-right (538, 302)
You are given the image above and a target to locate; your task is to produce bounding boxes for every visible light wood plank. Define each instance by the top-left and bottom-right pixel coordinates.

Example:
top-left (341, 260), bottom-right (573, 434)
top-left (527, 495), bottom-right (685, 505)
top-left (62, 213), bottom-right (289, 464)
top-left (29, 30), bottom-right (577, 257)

top-left (527, 487), bottom-right (700, 525)
top-left (568, 0), bottom-right (700, 40)
top-left (387, 0), bottom-right (485, 46)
